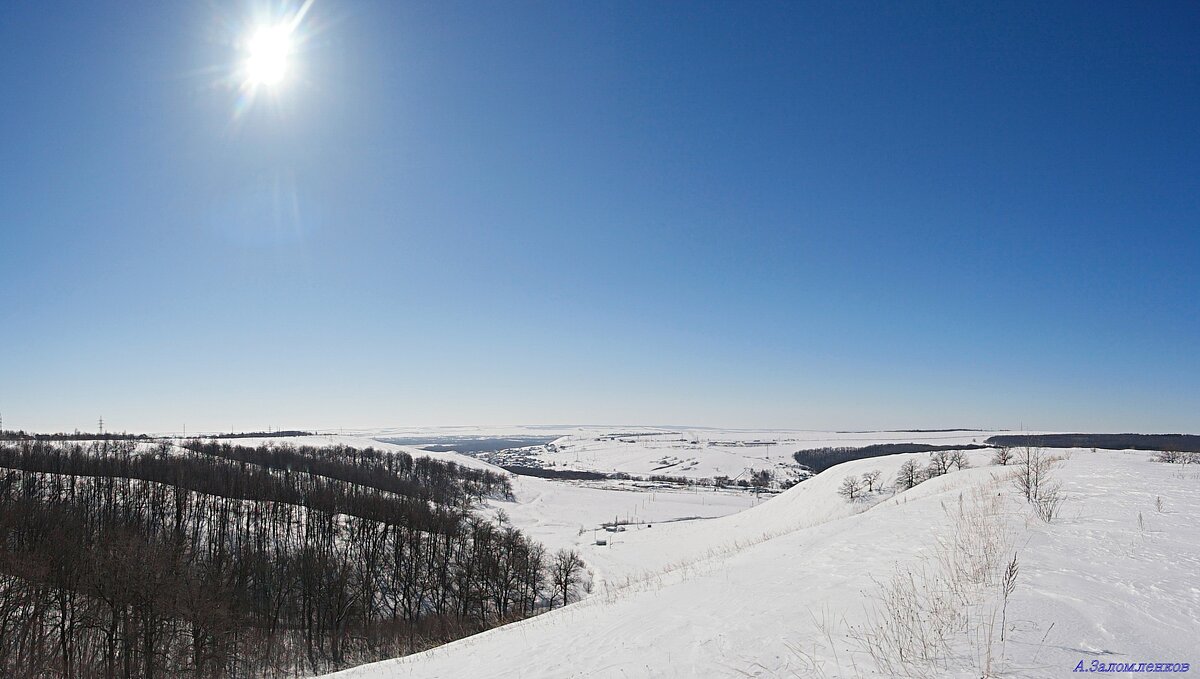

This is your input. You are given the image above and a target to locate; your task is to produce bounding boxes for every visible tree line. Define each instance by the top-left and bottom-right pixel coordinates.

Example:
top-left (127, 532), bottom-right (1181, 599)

top-left (985, 433), bottom-right (1200, 454)
top-left (0, 440), bottom-right (585, 678)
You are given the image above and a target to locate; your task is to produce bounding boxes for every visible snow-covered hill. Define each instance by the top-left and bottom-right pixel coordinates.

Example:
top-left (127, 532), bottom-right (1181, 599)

top-left (320, 447), bottom-right (1200, 678)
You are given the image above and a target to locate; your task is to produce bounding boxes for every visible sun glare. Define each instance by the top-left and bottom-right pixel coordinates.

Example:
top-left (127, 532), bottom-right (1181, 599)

top-left (245, 25), bottom-right (292, 87)
top-left (228, 0), bottom-right (315, 114)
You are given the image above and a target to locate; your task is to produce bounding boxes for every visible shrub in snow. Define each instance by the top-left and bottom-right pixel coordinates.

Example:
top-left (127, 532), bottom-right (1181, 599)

top-left (1154, 450), bottom-right (1199, 464)
top-left (1011, 447), bottom-right (1063, 522)
top-left (991, 445), bottom-right (1014, 466)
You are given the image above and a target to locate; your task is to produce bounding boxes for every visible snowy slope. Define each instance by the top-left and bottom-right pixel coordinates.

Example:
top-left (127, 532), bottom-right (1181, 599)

top-left (427, 428), bottom-right (1004, 562)
top-left (573, 448), bottom-right (993, 587)
top-left (320, 448), bottom-right (1200, 678)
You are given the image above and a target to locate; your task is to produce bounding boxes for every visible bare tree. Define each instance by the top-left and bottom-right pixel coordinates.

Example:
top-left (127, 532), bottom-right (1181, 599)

top-left (926, 450), bottom-right (953, 477)
top-left (947, 450), bottom-right (970, 471)
top-left (838, 475), bottom-right (864, 501)
top-left (861, 469), bottom-right (882, 492)
top-left (894, 460), bottom-right (922, 491)
top-left (550, 549), bottom-right (585, 609)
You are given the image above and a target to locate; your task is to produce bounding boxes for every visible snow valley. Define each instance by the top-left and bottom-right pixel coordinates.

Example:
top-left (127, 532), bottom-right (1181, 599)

top-left (2, 426), bottom-right (1196, 677)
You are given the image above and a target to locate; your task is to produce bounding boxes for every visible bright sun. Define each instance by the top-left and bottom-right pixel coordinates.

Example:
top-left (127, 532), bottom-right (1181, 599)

top-left (245, 25), bottom-right (292, 87)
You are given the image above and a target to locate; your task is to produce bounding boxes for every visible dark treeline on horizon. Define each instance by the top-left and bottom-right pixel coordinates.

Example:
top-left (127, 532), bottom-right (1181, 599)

top-left (0, 439), bottom-right (586, 678)
top-left (985, 433), bottom-right (1200, 454)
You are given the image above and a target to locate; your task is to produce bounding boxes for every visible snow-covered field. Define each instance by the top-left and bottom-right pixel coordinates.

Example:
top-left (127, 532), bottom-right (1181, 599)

top-left (483, 475), bottom-right (763, 554)
top-left (368, 425), bottom-right (1000, 484)
top-left (518, 429), bottom-right (994, 481)
top-left (320, 445), bottom-right (1200, 678)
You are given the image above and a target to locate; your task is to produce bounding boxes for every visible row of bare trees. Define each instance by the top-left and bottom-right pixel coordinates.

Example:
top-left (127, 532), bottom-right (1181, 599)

top-left (838, 448), bottom-right (978, 501)
top-left (892, 449), bottom-right (972, 492)
top-left (0, 440), bottom-right (585, 678)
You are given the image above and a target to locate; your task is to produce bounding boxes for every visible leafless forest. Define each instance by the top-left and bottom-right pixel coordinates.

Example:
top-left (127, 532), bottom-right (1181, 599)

top-left (0, 439), bottom-right (585, 677)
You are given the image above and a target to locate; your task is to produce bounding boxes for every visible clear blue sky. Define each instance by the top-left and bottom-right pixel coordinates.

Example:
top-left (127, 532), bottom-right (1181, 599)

top-left (2, 1), bottom-right (1197, 434)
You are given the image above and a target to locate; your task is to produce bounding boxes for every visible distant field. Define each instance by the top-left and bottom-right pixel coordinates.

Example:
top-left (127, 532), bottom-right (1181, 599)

top-left (377, 435), bottom-right (560, 452)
